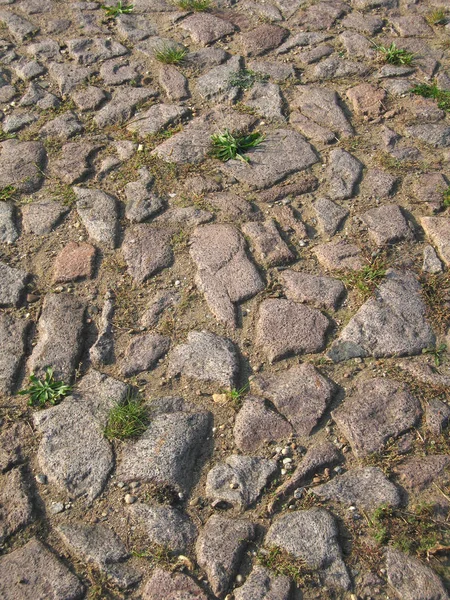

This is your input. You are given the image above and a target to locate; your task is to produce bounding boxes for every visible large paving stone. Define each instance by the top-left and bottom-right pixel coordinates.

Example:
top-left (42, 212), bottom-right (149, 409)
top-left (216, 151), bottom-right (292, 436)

top-left (122, 225), bottom-right (173, 283)
top-left (328, 270), bottom-right (435, 361)
top-left (205, 454), bottom-right (277, 510)
top-left (256, 299), bottom-right (330, 362)
top-left (0, 262), bottom-right (28, 307)
top-left (313, 467), bottom-right (402, 510)
top-left (0, 467), bottom-right (34, 543)
top-left (196, 515), bottom-right (255, 598)
top-left (253, 363), bottom-right (336, 436)
top-left (234, 566), bottom-right (292, 600)
top-left (74, 187), bottom-right (119, 249)
top-left (94, 87), bottom-right (157, 128)
top-left (280, 269), bottom-right (345, 310)
top-left (28, 293), bottom-right (85, 382)
top-left (0, 314), bottom-right (29, 395)
top-left (220, 129), bottom-right (318, 189)
top-left (190, 224), bottom-right (264, 327)
top-left (180, 13), bottom-right (235, 45)
top-left (386, 547), bottom-right (449, 600)
top-left (421, 217), bottom-right (450, 266)
top-left (124, 167), bottom-right (165, 223)
top-left (0, 538), bottom-right (84, 600)
top-left (405, 124), bottom-right (450, 147)
top-left (332, 378), bottom-right (422, 457)
top-left (240, 24), bottom-right (288, 56)
top-left (326, 149), bottom-right (363, 200)
top-left (50, 142), bottom-right (99, 185)
top-left (0, 10), bottom-right (39, 42)
top-left (243, 81), bottom-right (284, 120)
top-left (0, 139), bottom-right (46, 193)
top-left (168, 330), bottom-right (239, 389)
top-left (361, 204), bottom-right (414, 246)
top-left (67, 37), bottom-right (128, 65)
top-left (116, 400), bottom-right (212, 493)
top-left (143, 568), bottom-right (208, 600)
top-left (265, 509), bottom-right (351, 591)
top-left (291, 86), bottom-right (354, 138)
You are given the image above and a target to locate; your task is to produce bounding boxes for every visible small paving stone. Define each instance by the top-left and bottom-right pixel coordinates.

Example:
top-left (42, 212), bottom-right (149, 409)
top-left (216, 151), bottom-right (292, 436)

top-left (247, 59), bottom-right (295, 82)
top-left (254, 363), bottom-right (336, 436)
top-left (233, 396), bottom-right (292, 453)
top-left (40, 111), bottom-right (83, 140)
top-left (50, 142), bottom-right (99, 185)
top-left (405, 124), bottom-right (450, 147)
top-left (205, 455), bottom-right (277, 510)
top-left (276, 31), bottom-right (332, 54)
top-left (346, 83), bottom-right (386, 118)
top-left (313, 467), bottom-right (401, 510)
top-left (386, 547), bottom-right (449, 600)
top-left (313, 240), bottom-right (363, 271)
top-left (0, 10), bottom-right (39, 42)
top-left (243, 81), bottom-right (284, 120)
top-left (361, 204), bottom-right (413, 246)
top-left (127, 103), bottom-right (190, 137)
top-left (0, 538), bottom-right (85, 600)
top-left (196, 55), bottom-right (242, 103)
top-left (234, 566), bottom-right (292, 600)
top-left (265, 509), bottom-right (351, 591)
top-left (196, 515), bottom-right (255, 597)
top-left (168, 330), bottom-right (239, 389)
top-left (143, 568), bottom-right (208, 600)
top-left (75, 187), bottom-right (119, 249)
top-left (99, 59), bottom-right (138, 85)
top-left (394, 455), bottom-right (450, 492)
top-left (180, 13), bottom-right (235, 45)
top-left (116, 400), bottom-right (212, 493)
top-left (122, 225), bottom-right (173, 283)
top-left (0, 261), bottom-right (28, 307)
top-left (332, 378), bottom-right (422, 457)
top-left (329, 270), bottom-right (435, 361)
top-left (292, 86), bottom-right (353, 138)
top-left (185, 46), bottom-right (229, 70)
top-left (341, 11), bottom-right (383, 34)
top-left (48, 61), bottom-right (91, 95)
top-left (89, 291), bottom-right (115, 366)
top-left (159, 64), bottom-right (189, 101)
top-left (0, 139), bottom-right (46, 193)
top-left (426, 398), bottom-right (450, 436)
top-left (240, 24), bottom-right (287, 56)
top-left (0, 422), bottom-right (28, 473)
top-left (313, 197), bottom-right (349, 237)
top-left (67, 37), bottom-right (128, 65)
top-left (256, 299), bottom-right (330, 362)
top-left (71, 85), bottom-right (106, 111)
top-left (124, 168), bottom-right (165, 223)
top-left (0, 467), bottom-right (34, 543)
top-left (22, 200), bottom-right (68, 235)
top-left (242, 219), bottom-right (294, 267)
top-left (57, 523), bottom-right (140, 589)
top-left (271, 205), bottom-right (308, 239)
top-left (326, 148), bottom-right (363, 200)
top-left (13, 58), bottom-right (45, 80)
top-left (0, 201), bottom-right (18, 244)
top-left (128, 504), bottom-right (197, 553)
top-left (421, 217), bottom-right (450, 266)
top-left (423, 245), bottom-right (443, 274)
top-left (94, 87), bottom-right (157, 128)
top-left (121, 333), bottom-right (170, 376)
top-left (155, 206), bottom-right (212, 228)
top-left (410, 173), bottom-right (448, 213)
top-left (206, 191), bottom-right (257, 220)
top-left (280, 269), bottom-right (345, 310)
top-left (52, 241), bottom-right (96, 283)
top-left (2, 111), bottom-right (38, 133)
top-left (360, 169), bottom-right (397, 198)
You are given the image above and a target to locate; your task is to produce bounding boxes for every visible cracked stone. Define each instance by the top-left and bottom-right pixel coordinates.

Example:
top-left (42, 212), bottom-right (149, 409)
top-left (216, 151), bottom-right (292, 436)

top-left (0, 261), bottom-right (28, 307)
top-left (361, 204), bottom-right (413, 246)
top-left (280, 269), bottom-right (345, 310)
top-left (75, 187), bottom-right (119, 249)
top-left (242, 219), bottom-right (294, 267)
top-left (121, 333), bottom-right (170, 376)
top-left (313, 197), bottom-right (349, 237)
top-left (122, 225), bottom-right (173, 283)
top-left (127, 103), bottom-right (190, 137)
top-left (292, 86), bottom-right (353, 138)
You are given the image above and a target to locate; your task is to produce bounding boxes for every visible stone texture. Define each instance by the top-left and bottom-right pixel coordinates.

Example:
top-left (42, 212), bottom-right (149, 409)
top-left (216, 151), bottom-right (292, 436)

top-left (0, 139), bottom-right (46, 193)
top-left (196, 55), bottom-right (242, 103)
top-left (52, 241), bottom-right (96, 283)
top-left (121, 333), bottom-right (170, 376)
top-left (0, 422), bottom-right (28, 473)
top-left (0, 467), bottom-right (34, 543)
top-left (234, 566), bottom-right (292, 600)
top-left (243, 82), bottom-right (284, 120)
top-left (361, 169), bottom-right (398, 198)
top-left (361, 204), bottom-right (413, 246)
top-left (346, 83), bottom-right (386, 117)
top-left (67, 37), bottom-right (127, 65)
top-left (426, 399), bottom-right (450, 436)
top-left (405, 124), bottom-right (450, 148)
top-left (332, 378), bottom-right (422, 457)
top-left (122, 225), bottom-right (173, 283)
top-left (141, 290), bottom-right (180, 328)
top-left (280, 269), bottom-right (345, 310)
top-left (159, 65), bottom-right (189, 101)
top-left (240, 24), bottom-right (288, 56)
top-left (127, 103), bottom-right (190, 137)
top-left (313, 241), bottom-right (363, 271)
top-left (124, 168), bottom-right (165, 223)
top-left (292, 86), bottom-right (354, 138)
top-left (180, 13), bottom-right (235, 45)
top-left (326, 149), bottom-right (363, 200)
top-left (313, 197), bottom-right (349, 237)
top-left (75, 187), bottom-right (119, 249)
top-left (242, 220), bottom-right (294, 266)
top-left (0, 261), bottom-right (27, 307)
top-left (94, 87), bottom-right (157, 128)
top-left (22, 200), bottom-right (68, 235)
top-left (50, 142), bottom-right (99, 185)
top-left (0, 314), bottom-right (29, 395)
top-left (394, 456), bottom-right (450, 492)
top-left (256, 299), bottom-right (330, 362)
top-left (40, 111), bottom-right (83, 140)
top-left (143, 568), bottom-right (208, 600)
top-left (421, 217), bottom-right (450, 266)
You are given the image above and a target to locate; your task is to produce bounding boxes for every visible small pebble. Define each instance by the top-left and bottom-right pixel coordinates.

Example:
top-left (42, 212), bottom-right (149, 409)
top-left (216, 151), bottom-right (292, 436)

top-left (35, 474), bottom-right (47, 484)
top-left (50, 502), bottom-right (65, 514)
top-left (124, 494), bottom-right (137, 504)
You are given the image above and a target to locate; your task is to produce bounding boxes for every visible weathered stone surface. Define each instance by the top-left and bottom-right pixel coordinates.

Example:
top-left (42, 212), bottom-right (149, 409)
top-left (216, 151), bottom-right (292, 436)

top-left (2, 112), bottom-right (37, 134)
top-left (234, 566), bottom-right (292, 600)
top-left (254, 363), bottom-right (335, 436)
top-left (196, 515), bottom-right (255, 597)
top-left (94, 87), bottom-right (157, 128)
top-left (0, 422), bottom-right (28, 473)
top-left (346, 83), bottom-right (386, 117)
top-left (233, 396), bottom-right (292, 453)
top-left (242, 220), bottom-right (294, 266)
top-left (248, 59), bottom-right (295, 82)
top-left (405, 124), bottom-right (450, 147)
top-left (426, 398), bottom-right (450, 436)
top-left (168, 330), bottom-right (239, 389)
top-left (292, 86), bottom-right (354, 138)
top-left (75, 187), bottom-right (119, 249)
top-left (50, 142), bottom-right (99, 185)
top-left (116, 13), bottom-right (157, 42)
top-left (155, 207), bottom-right (213, 228)
top-left (185, 46), bottom-right (229, 70)
top-left (196, 55), bottom-right (242, 103)
top-left (411, 173), bottom-right (448, 213)
top-left (141, 290), bottom-right (180, 328)
top-left (329, 270), bottom-right (435, 361)
top-left (312, 56), bottom-right (368, 81)
top-left (0, 467), bottom-right (34, 543)
top-left (89, 292), bottom-right (115, 366)
top-left (122, 225), bottom-right (173, 283)
top-left (71, 85), bottom-right (106, 111)
top-left (280, 270), bottom-right (345, 310)
top-left (240, 24), bottom-right (288, 56)
top-left (394, 456), bottom-right (450, 492)
top-left (361, 169), bottom-right (397, 198)
top-left (121, 333), bottom-right (170, 376)
top-left (327, 149), bottom-right (363, 200)
top-left (332, 378), bottom-right (422, 457)
top-left (206, 191), bottom-right (256, 220)
top-left (313, 467), bottom-right (401, 510)
top-left (243, 82), bottom-right (284, 120)
top-left (127, 103), bottom-right (190, 137)
top-left (423, 244), bottom-right (443, 274)
top-left (0, 538), bottom-right (85, 600)
top-left (0, 139), bottom-right (46, 193)
top-left (52, 241), bottom-right (96, 283)
top-left (143, 568), bottom-right (208, 600)
top-left (341, 11), bottom-right (383, 34)
top-left (99, 59), bottom-right (138, 86)
top-left (124, 168), bottom-right (164, 223)
top-left (205, 455), bottom-right (277, 510)
top-left (57, 523), bottom-right (140, 589)
top-left (40, 111), bottom-right (83, 140)
top-left (67, 37), bottom-right (127, 65)
top-left (265, 509), bottom-right (351, 590)
top-left (271, 204), bottom-right (308, 239)
top-left (276, 31), bottom-right (332, 54)
top-left (0, 10), bottom-right (38, 42)
top-left (116, 401), bottom-right (212, 493)
top-left (361, 204), bottom-right (413, 246)
top-left (128, 504), bottom-right (197, 553)
top-left (313, 197), bottom-right (349, 237)
top-left (0, 314), bottom-right (29, 395)
top-left (180, 13), bottom-right (235, 45)
top-left (48, 62), bottom-right (91, 95)
top-left (421, 217), bottom-right (450, 266)
top-left (386, 547), bottom-right (449, 600)
top-left (159, 64), bottom-right (189, 101)
top-left (190, 224), bottom-right (264, 327)
top-left (0, 201), bottom-right (18, 244)
top-left (258, 176), bottom-right (318, 203)
top-left (313, 240), bottom-right (363, 271)
top-left (256, 299), bottom-right (330, 362)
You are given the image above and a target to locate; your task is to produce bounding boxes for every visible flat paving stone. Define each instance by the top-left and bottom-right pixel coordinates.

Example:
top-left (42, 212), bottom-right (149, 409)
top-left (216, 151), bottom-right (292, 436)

top-left (52, 241), bottom-right (96, 283)
top-left (0, 467), bottom-right (34, 543)
top-left (120, 333), bottom-right (170, 376)
top-left (361, 204), bottom-right (414, 246)
top-left (280, 269), bottom-right (345, 310)
top-left (394, 455), bottom-right (450, 492)
top-left (143, 568), bottom-right (208, 600)
top-left (74, 187), bottom-right (119, 249)
top-left (0, 139), bottom-right (46, 193)
top-left (242, 219), bottom-right (294, 267)
top-left (180, 13), bottom-right (235, 45)
top-left (0, 314), bottom-right (29, 395)
top-left (313, 197), bottom-right (349, 237)
top-left (326, 148), bottom-right (363, 200)
top-left (124, 168), bottom-right (165, 223)
top-left (234, 566), bottom-right (292, 600)
top-left (421, 217), bottom-right (450, 266)
top-left (67, 37), bottom-right (128, 65)
top-left (240, 24), bottom-right (288, 56)
top-left (313, 240), bottom-right (363, 271)
top-left (94, 87), bottom-right (157, 128)
top-left (291, 86), bottom-right (354, 138)
top-left (127, 103), bottom-right (190, 137)
top-left (122, 225), bottom-right (173, 283)
top-left (0, 201), bottom-right (18, 244)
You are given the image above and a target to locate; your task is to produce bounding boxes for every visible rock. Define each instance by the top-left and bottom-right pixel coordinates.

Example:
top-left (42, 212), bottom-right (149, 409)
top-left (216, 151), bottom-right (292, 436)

top-left (190, 224), bottom-right (264, 327)
top-left (405, 124), bottom-right (450, 147)
top-left (0, 139), bottom-right (46, 193)
top-left (121, 333), bottom-right (170, 376)
top-left (205, 455), bottom-right (277, 510)
top-left (122, 225), bottom-right (173, 283)
top-left (48, 62), bottom-right (91, 95)
top-left (328, 270), bottom-right (435, 361)
top-left (0, 314), bottom-right (30, 395)
top-left (221, 129), bottom-right (318, 189)
top-left (40, 111), bottom-right (83, 140)
top-left (67, 37), bottom-right (127, 65)
top-left (386, 547), bottom-right (449, 600)
top-left (124, 168), bottom-right (164, 223)
top-left (28, 293), bottom-right (85, 382)
top-left (276, 31), bottom-right (332, 54)
top-left (291, 86), bottom-right (353, 138)
top-left (341, 11), bottom-right (383, 34)
top-left (22, 200), bottom-right (68, 235)
top-left (243, 82), bottom-right (284, 120)
top-left (253, 363), bottom-right (336, 436)
top-left (313, 197), bottom-right (349, 237)
top-left (271, 205), bottom-right (308, 239)
top-left (0, 201), bottom-right (17, 244)
top-left (74, 187), bottom-right (119, 249)
top-left (185, 47), bottom-right (229, 70)
top-left (71, 85), bottom-right (106, 111)
top-left (206, 191), bottom-right (256, 220)
top-left (361, 169), bottom-right (397, 198)
top-left (116, 13), bottom-right (157, 42)
top-left (99, 59), bottom-right (138, 86)
top-left (332, 378), bottom-right (422, 457)
top-left (265, 509), bottom-right (351, 591)
top-left (0, 467), bottom-right (34, 543)
top-left (394, 455), bottom-right (450, 492)
top-left (242, 220), bottom-right (294, 266)
top-left (143, 568), bottom-right (208, 600)
top-left (155, 207), bottom-right (213, 228)
top-left (50, 142), bottom-right (99, 185)
top-left (52, 242), bottom-right (96, 283)
top-left (423, 245), bottom-right (443, 274)
top-left (168, 330), bottom-right (239, 389)
top-left (327, 149), bottom-right (363, 200)
top-left (297, 44), bottom-right (334, 64)
top-left (247, 59), bottom-right (295, 82)
top-left (89, 292), bottom-right (115, 366)
top-left (57, 523), bottom-right (140, 589)
top-left (411, 173), bottom-right (448, 213)
top-left (313, 467), bottom-right (402, 510)
top-left (159, 65), bottom-right (189, 101)
top-left (240, 24), bottom-right (288, 56)
top-left (421, 217), bottom-right (450, 266)
top-left (116, 401), bottom-right (212, 494)
top-left (280, 270), bottom-right (345, 310)
top-left (180, 13), bottom-right (235, 45)
top-left (361, 204), bottom-right (413, 246)
top-left (346, 83), bottom-right (386, 118)
top-left (196, 55), bottom-right (242, 103)
top-left (390, 15), bottom-right (433, 37)
top-left (0, 423), bottom-right (28, 473)
top-left (313, 240), bottom-right (363, 271)
top-left (196, 515), bottom-right (255, 597)
top-left (258, 176), bottom-right (318, 203)
top-left (0, 10), bottom-right (38, 42)
top-left (127, 103), bottom-right (190, 137)
top-left (312, 56), bottom-right (369, 80)
top-left (426, 398), bottom-right (450, 435)
top-left (94, 87), bottom-right (157, 128)
top-left (233, 396), bottom-right (292, 453)
top-left (234, 566), bottom-right (292, 600)
top-left (256, 299), bottom-right (330, 362)
top-left (290, 112), bottom-right (336, 144)
top-left (141, 290), bottom-right (180, 328)
top-left (76, 369), bottom-right (129, 426)
top-left (128, 504), bottom-right (197, 553)
top-left (0, 538), bottom-right (84, 600)
top-left (2, 112), bottom-right (38, 134)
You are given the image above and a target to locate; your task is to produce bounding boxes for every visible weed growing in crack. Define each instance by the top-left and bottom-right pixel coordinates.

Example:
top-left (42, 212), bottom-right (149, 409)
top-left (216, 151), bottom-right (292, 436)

top-left (377, 42), bottom-right (414, 66)
top-left (257, 547), bottom-right (317, 586)
top-left (104, 393), bottom-right (148, 440)
top-left (0, 184), bottom-right (16, 201)
top-left (101, 1), bottom-right (134, 17)
top-left (422, 343), bottom-right (447, 367)
top-left (19, 367), bottom-right (72, 407)
top-left (226, 383), bottom-right (249, 408)
top-left (211, 129), bottom-right (264, 163)
top-left (229, 68), bottom-right (269, 90)
top-left (340, 256), bottom-right (387, 300)
top-left (411, 82), bottom-right (450, 112)
top-left (154, 45), bottom-right (187, 65)
top-left (426, 9), bottom-right (447, 26)
top-left (177, 0), bottom-right (211, 10)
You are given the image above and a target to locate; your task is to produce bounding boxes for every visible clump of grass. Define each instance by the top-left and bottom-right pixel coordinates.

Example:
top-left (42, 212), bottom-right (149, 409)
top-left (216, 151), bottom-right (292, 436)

top-left (340, 256), bottom-right (387, 300)
top-left (211, 129), bottom-right (264, 163)
top-left (0, 184), bottom-right (16, 201)
top-left (411, 82), bottom-right (450, 112)
top-left (101, 1), bottom-right (134, 17)
top-left (229, 68), bottom-right (269, 90)
top-left (377, 42), bottom-right (414, 66)
top-left (19, 367), bottom-right (72, 408)
top-left (420, 272), bottom-right (450, 334)
top-left (257, 547), bottom-right (317, 586)
top-left (177, 0), bottom-right (211, 10)
top-left (226, 383), bottom-right (249, 408)
top-left (131, 544), bottom-right (177, 570)
top-left (154, 45), bottom-right (187, 65)
top-left (422, 343), bottom-right (447, 367)
top-left (426, 9), bottom-right (447, 25)
top-left (104, 394), bottom-right (148, 440)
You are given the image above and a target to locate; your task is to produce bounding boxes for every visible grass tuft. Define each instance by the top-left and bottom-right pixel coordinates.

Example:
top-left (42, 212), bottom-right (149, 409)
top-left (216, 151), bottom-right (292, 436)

top-left (422, 343), bottom-right (447, 367)
top-left (257, 547), bottom-right (317, 586)
top-left (0, 184), bottom-right (16, 202)
top-left (101, 1), bottom-right (134, 17)
top-left (19, 367), bottom-right (72, 408)
top-left (426, 9), bottom-right (447, 25)
top-left (211, 129), bottom-right (264, 163)
top-left (411, 82), bottom-right (450, 112)
top-left (154, 45), bottom-right (187, 65)
top-left (104, 394), bottom-right (148, 440)
top-left (377, 42), bottom-right (414, 66)
top-left (340, 256), bottom-right (387, 300)
top-left (229, 68), bottom-right (269, 90)
top-left (177, 0), bottom-right (211, 10)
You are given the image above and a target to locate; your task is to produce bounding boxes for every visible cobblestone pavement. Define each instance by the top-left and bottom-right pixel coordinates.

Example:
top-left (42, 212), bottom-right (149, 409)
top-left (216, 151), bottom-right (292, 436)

top-left (1, 0), bottom-right (450, 598)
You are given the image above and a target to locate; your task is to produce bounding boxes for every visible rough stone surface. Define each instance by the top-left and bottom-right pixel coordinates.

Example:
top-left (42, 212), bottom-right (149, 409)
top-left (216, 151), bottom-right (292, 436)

top-left (240, 25), bottom-right (288, 57)
top-left (0, 467), bottom-right (34, 543)
top-left (180, 13), bottom-right (235, 45)
top-left (0, 314), bottom-right (29, 395)
top-left (326, 149), bottom-right (363, 200)
top-left (22, 200), bottom-right (68, 234)
top-left (52, 241), bottom-right (96, 283)
top-left (280, 269), bottom-right (345, 310)
top-left (313, 197), bottom-right (349, 237)
top-left (121, 333), bottom-right (170, 376)
top-left (0, 139), bottom-right (46, 193)
top-left (394, 456), bottom-right (450, 492)
top-left (143, 568), bottom-right (208, 600)
top-left (361, 204), bottom-right (413, 246)
top-left (0, 261), bottom-right (28, 307)
top-left (313, 241), bottom-right (363, 271)
top-left (127, 103), bottom-right (190, 137)
top-left (234, 566), bottom-right (292, 600)
top-left (421, 217), bottom-right (450, 266)
top-left (75, 187), bottom-right (119, 249)
top-left (242, 219), bottom-right (294, 266)
top-left (122, 225), bottom-right (173, 283)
